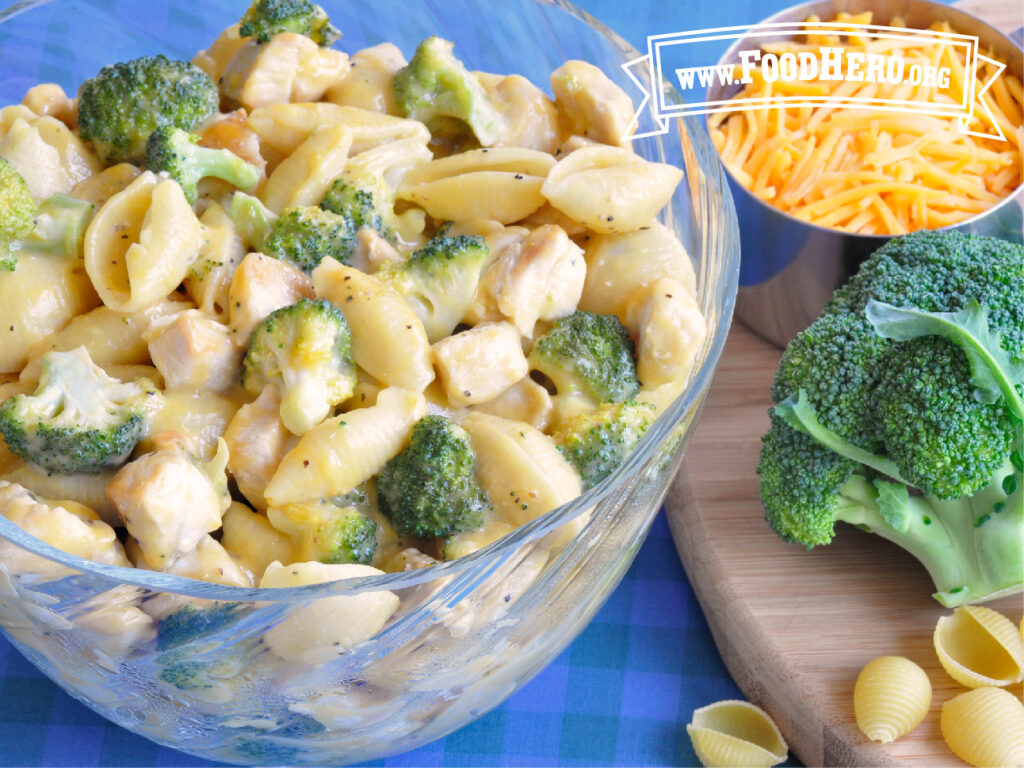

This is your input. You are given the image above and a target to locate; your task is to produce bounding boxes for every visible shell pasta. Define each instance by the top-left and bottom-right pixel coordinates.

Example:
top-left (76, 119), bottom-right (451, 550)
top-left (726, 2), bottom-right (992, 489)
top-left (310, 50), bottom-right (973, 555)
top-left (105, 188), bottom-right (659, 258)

top-left (0, 2), bottom-right (705, 661)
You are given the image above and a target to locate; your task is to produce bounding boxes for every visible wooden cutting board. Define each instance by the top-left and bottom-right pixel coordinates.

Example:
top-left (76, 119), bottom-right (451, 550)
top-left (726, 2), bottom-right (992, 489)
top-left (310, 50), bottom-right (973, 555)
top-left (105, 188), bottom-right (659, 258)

top-left (667, 322), bottom-right (1023, 767)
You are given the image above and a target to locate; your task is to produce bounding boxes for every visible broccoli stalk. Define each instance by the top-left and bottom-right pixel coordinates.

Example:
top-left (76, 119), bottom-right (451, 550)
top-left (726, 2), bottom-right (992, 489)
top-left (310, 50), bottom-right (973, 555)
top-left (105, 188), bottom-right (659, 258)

top-left (238, 0), bottom-right (340, 46)
top-left (1, 194), bottom-right (95, 269)
top-left (228, 191), bottom-right (278, 251)
top-left (241, 298), bottom-right (357, 436)
top-left (377, 414), bottom-right (491, 538)
top-left (0, 347), bottom-right (157, 474)
top-left (145, 126), bottom-right (260, 204)
top-left (758, 231), bottom-right (1023, 607)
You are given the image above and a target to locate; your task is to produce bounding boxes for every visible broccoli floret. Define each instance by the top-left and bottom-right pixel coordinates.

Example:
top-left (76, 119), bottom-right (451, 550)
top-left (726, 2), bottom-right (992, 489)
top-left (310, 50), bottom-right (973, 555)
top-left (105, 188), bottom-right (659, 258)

top-left (157, 602), bottom-right (245, 651)
top-left (392, 36), bottom-right (501, 146)
top-left (319, 174), bottom-right (397, 243)
top-left (263, 206), bottom-right (355, 273)
top-left (228, 190), bottom-right (278, 251)
top-left (375, 231), bottom-right (489, 342)
top-left (77, 55), bottom-right (219, 165)
top-left (0, 157), bottom-right (35, 269)
top-left (145, 126), bottom-right (260, 204)
top-left (377, 414), bottom-right (491, 538)
top-left (758, 231), bottom-right (1024, 607)
top-left (269, 500), bottom-right (378, 565)
top-left (238, 0), bottom-right (340, 46)
top-left (553, 401), bottom-right (656, 490)
top-left (241, 298), bottom-right (356, 436)
top-left (529, 310), bottom-right (640, 405)
top-left (1, 193), bottom-right (94, 270)
top-left (0, 347), bottom-right (156, 474)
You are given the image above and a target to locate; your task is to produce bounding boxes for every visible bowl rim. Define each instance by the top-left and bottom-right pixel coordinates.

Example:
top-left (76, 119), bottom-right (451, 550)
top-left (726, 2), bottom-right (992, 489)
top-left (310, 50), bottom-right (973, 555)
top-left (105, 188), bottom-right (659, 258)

top-left (0, 0), bottom-right (740, 601)
top-left (705, 0), bottom-right (1024, 240)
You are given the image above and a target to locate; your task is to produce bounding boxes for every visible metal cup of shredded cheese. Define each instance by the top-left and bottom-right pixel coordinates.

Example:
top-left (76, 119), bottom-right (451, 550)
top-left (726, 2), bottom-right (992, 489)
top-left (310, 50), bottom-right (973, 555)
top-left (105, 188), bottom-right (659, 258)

top-left (705, 0), bottom-right (1023, 346)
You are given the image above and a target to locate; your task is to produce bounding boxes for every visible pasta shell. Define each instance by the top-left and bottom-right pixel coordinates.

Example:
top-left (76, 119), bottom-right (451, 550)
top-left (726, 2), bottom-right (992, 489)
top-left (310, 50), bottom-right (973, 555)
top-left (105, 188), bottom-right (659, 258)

top-left (935, 605), bottom-right (1024, 688)
top-left (853, 656), bottom-right (932, 743)
top-left (541, 145), bottom-right (683, 234)
top-left (941, 687), bottom-right (1024, 768)
top-left (685, 700), bottom-right (788, 768)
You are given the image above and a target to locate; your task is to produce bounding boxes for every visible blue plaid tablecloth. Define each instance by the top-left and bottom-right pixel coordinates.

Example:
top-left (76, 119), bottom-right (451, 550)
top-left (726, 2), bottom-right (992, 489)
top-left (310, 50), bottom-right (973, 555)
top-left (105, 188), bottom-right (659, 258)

top-left (0, 0), bottom-right (839, 763)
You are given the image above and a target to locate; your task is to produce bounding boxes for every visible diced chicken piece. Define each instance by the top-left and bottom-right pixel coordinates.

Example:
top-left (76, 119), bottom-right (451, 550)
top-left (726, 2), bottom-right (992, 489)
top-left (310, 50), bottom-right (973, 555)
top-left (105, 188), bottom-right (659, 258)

top-left (221, 33), bottom-right (350, 112)
top-left (432, 322), bottom-right (529, 407)
top-left (228, 252), bottom-right (315, 345)
top-left (193, 24), bottom-right (247, 83)
top-left (107, 434), bottom-right (230, 569)
top-left (261, 561), bottom-right (400, 665)
top-left (349, 228), bottom-right (402, 273)
top-left (470, 376), bottom-right (552, 431)
top-left (325, 42), bottom-right (406, 114)
top-left (144, 309), bottom-right (242, 392)
top-left (143, 389), bottom-right (239, 460)
top-left (475, 224), bottom-right (585, 337)
top-left (222, 385), bottom-right (294, 510)
top-left (197, 109), bottom-right (267, 179)
top-left (160, 534), bottom-right (252, 587)
top-left (626, 276), bottom-right (707, 411)
top-left (550, 60), bottom-right (635, 148)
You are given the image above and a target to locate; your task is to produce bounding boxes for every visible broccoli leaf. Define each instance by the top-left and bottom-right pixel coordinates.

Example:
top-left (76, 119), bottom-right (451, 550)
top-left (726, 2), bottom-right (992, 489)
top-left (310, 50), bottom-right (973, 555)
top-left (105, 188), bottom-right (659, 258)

top-left (866, 299), bottom-right (1024, 420)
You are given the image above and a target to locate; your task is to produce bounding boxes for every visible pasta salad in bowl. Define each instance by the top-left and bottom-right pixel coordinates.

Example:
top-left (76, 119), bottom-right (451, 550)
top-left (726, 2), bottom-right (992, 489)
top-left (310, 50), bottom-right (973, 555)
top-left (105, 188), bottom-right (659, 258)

top-left (0, 0), bottom-right (739, 763)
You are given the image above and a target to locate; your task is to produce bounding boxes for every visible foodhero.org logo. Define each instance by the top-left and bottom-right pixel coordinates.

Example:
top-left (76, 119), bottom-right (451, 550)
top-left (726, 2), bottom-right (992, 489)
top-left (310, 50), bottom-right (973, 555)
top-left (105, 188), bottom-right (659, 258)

top-left (622, 21), bottom-right (1009, 142)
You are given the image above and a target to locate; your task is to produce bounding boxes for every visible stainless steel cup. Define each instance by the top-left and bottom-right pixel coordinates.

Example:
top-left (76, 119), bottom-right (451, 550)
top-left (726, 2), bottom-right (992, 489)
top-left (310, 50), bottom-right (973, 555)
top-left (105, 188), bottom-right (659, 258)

top-left (707, 0), bottom-right (1023, 347)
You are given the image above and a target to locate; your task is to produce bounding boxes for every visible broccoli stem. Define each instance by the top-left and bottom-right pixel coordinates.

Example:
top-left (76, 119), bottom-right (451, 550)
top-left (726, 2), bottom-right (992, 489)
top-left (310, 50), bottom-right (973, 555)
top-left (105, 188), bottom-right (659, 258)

top-left (836, 469), bottom-right (1023, 606)
top-left (775, 391), bottom-right (910, 484)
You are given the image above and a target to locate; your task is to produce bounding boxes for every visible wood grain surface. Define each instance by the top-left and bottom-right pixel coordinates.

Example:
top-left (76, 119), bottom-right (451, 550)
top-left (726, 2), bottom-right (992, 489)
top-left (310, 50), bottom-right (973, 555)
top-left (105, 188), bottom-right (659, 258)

top-left (667, 322), bottom-right (1022, 767)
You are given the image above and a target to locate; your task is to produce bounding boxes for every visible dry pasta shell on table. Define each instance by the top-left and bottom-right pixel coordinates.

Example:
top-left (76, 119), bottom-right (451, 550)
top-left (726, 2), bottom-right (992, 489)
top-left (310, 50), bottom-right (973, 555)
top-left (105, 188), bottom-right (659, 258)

top-left (541, 145), bottom-right (683, 235)
top-left (941, 687), bottom-right (1024, 768)
top-left (934, 605), bottom-right (1024, 688)
top-left (853, 655), bottom-right (932, 744)
top-left (396, 147), bottom-right (555, 224)
top-left (685, 700), bottom-right (788, 768)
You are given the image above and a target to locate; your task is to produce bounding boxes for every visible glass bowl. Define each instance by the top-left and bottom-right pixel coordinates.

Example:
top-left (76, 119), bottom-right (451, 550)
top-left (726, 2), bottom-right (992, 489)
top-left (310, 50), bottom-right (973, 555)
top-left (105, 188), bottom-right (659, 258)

top-left (0, 0), bottom-right (740, 764)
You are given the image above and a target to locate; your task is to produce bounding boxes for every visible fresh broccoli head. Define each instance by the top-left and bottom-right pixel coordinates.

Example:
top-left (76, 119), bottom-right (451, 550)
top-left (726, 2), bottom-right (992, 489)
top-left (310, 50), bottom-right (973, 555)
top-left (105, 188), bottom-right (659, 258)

top-left (241, 298), bottom-right (356, 436)
top-left (529, 310), bottom-right (640, 405)
top-left (393, 36), bottom-right (501, 145)
top-left (319, 174), bottom-right (397, 243)
top-left (1, 192), bottom-right (93, 269)
top-left (0, 347), bottom-right (157, 474)
top-left (554, 401), bottom-right (656, 490)
top-left (145, 126), bottom-right (260, 204)
top-left (759, 231), bottom-right (1024, 607)
top-left (0, 157), bottom-right (35, 269)
top-left (77, 55), bottom-right (219, 165)
top-left (377, 414), bottom-right (491, 538)
top-left (263, 206), bottom-right (355, 273)
top-left (268, 500), bottom-right (378, 565)
top-left (376, 231), bottom-right (489, 342)
top-left (238, 0), bottom-right (340, 46)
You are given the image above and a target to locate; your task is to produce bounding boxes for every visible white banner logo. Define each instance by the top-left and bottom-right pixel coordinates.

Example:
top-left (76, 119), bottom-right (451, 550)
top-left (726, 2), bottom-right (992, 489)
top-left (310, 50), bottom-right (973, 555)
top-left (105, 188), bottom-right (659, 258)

top-left (622, 21), bottom-right (1008, 142)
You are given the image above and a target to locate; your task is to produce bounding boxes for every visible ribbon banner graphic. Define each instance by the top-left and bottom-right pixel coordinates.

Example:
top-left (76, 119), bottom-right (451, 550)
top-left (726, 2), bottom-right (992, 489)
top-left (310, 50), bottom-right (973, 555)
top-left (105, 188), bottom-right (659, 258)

top-left (622, 21), bottom-right (1009, 142)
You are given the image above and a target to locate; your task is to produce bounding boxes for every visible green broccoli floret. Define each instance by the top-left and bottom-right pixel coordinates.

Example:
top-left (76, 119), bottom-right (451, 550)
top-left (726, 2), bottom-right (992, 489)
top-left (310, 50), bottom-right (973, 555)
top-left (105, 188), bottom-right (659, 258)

top-left (377, 414), bottom-right (491, 538)
top-left (263, 206), bottom-right (355, 273)
top-left (241, 298), bottom-right (356, 436)
top-left (553, 401), bottom-right (656, 490)
top-left (0, 347), bottom-right (156, 474)
top-left (759, 230), bottom-right (1024, 607)
top-left (0, 157), bottom-right (35, 269)
top-left (228, 191), bottom-right (277, 251)
top-left (270, 500), bottom-right (378, 565)
top-left (77, 55), bottom-right (219, 165)
top-left (238, 0), bottom-right (340, 46)
top-left (529, 310), bottom-right (640, 405)
top-left (393, 36), bottom-right (501, 145)
top-left (0, 193), bottom-right (94, 270)
top-left (157, 602), bottom-right (245, 650)
top-left (319, 174), bottom-right (397, 243)
top-left (375, 231), bottom-right (489, 342)
top-left (145, 126), bottom-right (259, 204)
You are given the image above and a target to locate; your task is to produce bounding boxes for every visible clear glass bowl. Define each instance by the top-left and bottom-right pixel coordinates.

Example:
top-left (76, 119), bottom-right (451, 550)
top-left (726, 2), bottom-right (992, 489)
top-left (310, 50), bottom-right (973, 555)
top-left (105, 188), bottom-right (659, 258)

top-left (0, 0), bottom-right (739, 764)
